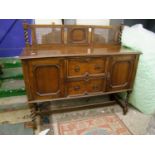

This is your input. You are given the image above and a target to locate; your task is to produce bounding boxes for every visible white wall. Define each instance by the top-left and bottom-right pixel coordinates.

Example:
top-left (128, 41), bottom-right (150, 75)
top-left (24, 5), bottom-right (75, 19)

top-left (35, 19), bottom-right (62, 24)
top-left (76, 19), bottom-right (110, 25)
top-left (35, 19), bottom-right (110, 25)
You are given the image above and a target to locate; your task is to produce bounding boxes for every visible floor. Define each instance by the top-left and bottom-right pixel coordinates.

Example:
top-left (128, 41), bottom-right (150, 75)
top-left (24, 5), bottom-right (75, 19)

top-left (0, 95), bottom-right (154, 135)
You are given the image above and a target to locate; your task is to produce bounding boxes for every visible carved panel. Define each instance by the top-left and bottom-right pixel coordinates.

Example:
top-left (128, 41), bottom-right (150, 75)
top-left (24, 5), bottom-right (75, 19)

top-left (107, 55), bottom-right (135, 91)
top-left (33, 64), bottom-right (60, 96)
top-left (67, 27), bottom-right (89, 44)
top-left (28, 59), bottom-right (64, 100)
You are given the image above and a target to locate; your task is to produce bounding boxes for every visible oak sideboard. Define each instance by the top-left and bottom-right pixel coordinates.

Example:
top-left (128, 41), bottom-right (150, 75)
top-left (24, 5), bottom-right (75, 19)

top-left (20, 23), bottom-right (141, 129)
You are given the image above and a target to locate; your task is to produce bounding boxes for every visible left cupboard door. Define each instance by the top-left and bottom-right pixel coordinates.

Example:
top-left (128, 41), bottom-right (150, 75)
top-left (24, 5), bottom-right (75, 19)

top-left (28, 58), bottom-right (65, 101)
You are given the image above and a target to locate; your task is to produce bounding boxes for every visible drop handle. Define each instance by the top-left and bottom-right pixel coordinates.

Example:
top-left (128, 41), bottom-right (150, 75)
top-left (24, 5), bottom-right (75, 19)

top-left (84, 72), bottom-right (90, 81)
top-left (94, 64), bottom-right (101, 70)
top-left (74, 86), bottom-right (80, 91)
top-left (84, 92), bottom-right (88, 95)
top-left (74, 66), bottom-right (80, 72)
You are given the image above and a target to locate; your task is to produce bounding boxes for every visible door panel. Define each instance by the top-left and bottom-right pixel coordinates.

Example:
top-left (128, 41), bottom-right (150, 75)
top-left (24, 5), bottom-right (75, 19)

top-left (28, 58), bottom-right (64, 100)
top-left (34, 65), bottom-right (60, 94)
top-left (107, 55), bottom-right (135, 91)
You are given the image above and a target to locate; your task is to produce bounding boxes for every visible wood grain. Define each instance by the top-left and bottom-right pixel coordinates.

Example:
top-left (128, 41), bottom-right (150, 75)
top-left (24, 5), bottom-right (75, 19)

top-left (20, 24), bottom-right (141, 118)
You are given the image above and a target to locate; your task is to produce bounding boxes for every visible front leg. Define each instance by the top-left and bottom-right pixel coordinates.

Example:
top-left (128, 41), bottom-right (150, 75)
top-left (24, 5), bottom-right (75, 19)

top-left (29, 103), bottom-right (38, 130)
top-left (123, 91), bottom-right (131, 115)
top-left (113, 91), bottom-right (131, 115)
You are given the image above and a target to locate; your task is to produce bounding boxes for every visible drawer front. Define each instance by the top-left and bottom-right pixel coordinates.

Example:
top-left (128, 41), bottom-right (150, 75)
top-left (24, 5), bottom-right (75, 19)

top-left (67, 78), bottom-right (105, 96)
top-left (67, 58), bottom-right (106, 78)
top-left (67, 81), bottom-right (86, 96)
top-left (87, 78), bottom-right (105, 93)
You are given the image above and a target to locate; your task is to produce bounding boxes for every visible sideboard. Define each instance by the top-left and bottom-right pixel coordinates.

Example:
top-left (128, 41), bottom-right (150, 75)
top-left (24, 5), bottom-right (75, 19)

top-left (20, 23), bottom-right (141, 129)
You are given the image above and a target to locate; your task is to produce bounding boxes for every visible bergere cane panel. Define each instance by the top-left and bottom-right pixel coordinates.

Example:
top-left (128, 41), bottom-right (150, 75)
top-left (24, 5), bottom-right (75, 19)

top-left (92, 26), bottom-right (121, 45)
top-left (32, 26), bottom-right (63, 45)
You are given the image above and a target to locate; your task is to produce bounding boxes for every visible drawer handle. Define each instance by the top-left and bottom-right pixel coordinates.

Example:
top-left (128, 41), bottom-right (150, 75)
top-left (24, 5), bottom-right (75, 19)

top-left (84, 72), bottom-right (90, 81)
top-left (84, 92), bottom-right (88, 95)
top-left (74, 66), bottom-right (80, 72)
top-left (74, 86), bottom-right (80, 91)
top-left (94, 64), bottom-right (101, 70)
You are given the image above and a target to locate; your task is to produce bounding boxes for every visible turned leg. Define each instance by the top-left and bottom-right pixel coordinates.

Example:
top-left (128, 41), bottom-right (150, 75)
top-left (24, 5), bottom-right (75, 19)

top-left (123, 91), bottom-right (131, 115)
top-left (29, 103), bottom-right (38, 130)
top-left (113, 91), bottom-right (131, 115)
top-left (38, 102), bottom-right (53, 135)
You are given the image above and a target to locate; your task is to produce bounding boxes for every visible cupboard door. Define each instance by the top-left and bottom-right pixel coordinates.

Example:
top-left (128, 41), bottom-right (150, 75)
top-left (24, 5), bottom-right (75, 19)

top-left (107, 55), bottom-right (135, 91)
top-left (29, 58), bottom-right (65, 100)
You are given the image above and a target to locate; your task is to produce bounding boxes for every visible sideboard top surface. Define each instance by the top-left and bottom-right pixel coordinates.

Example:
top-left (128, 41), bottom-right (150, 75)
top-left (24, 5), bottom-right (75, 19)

top-left (20, 45), bottom-right (141, 60)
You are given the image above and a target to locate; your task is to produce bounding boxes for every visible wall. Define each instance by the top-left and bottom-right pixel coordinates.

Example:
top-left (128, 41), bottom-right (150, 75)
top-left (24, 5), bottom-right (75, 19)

top-left (35, 19), bottom-right (110, 25)
top-left (76, 19), bottom-right (110, 25)
top-left (110, 19), bottom-right (123, 25)
top-left (35, 19), bottom-right (62, 24)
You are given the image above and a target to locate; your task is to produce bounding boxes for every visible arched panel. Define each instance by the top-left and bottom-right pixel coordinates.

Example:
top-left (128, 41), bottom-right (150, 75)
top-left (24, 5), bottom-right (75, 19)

top-left (34, 64), bottom-right (60, 96)
top-left (107, 55), bottom-right (135, 91)
top-left (28, 58), bottom-right (65, 100)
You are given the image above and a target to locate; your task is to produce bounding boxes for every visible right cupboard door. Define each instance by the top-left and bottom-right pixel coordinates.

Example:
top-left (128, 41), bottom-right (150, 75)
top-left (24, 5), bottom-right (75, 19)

top-left (107, 55), bottom-right (136, 91)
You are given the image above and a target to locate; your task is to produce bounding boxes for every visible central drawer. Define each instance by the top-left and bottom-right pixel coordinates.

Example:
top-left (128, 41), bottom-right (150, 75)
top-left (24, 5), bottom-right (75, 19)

top-left (67, 78), bottom-right (106, 96)
top-left (67, 57), bottom-right (106, 78)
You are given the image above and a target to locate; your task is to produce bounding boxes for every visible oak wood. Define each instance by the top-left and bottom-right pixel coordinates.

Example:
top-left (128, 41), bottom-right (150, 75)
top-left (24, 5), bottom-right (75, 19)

top-left (22, 23), bottom-right (122, 47)
top-left (20, 46), bottom-right (141, 59)
top-left (20, 24), bottom-right (141, 119)
top-left (107, 55), bottom-right (136, 91)
top-left (28, 58), bottom-right (65, 100)
top-left (27, 88), bottom-right (133, 105)
top-left (67, 27), bottom-right (89, 45)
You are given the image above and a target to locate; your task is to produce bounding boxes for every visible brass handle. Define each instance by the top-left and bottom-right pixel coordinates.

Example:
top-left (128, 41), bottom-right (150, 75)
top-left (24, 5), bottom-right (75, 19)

top-left (74, 66), bottom-right (80, 72)
top-left (94, 64), bottom-right (101, 70)
top-left (84, 92), bottom-right (88, 95)
top-left (84, 72), bottom-right (90, 81)
top-left (85, 58), bottom-right (90, 63)
top-left (74, 86), bottom-right (80, 91)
